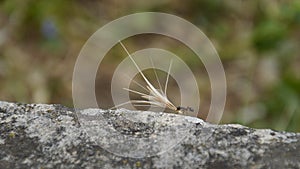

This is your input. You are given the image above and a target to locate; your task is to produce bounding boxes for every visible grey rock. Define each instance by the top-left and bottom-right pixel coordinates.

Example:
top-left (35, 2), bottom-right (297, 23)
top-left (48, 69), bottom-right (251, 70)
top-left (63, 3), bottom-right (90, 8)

top-left (0, 101), bottom-right (299, 169)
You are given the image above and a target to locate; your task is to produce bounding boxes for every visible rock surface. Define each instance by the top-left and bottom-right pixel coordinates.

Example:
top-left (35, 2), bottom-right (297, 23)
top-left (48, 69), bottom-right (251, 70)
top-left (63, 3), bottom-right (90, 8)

top-left (0, 101), bottom-right (299, 169)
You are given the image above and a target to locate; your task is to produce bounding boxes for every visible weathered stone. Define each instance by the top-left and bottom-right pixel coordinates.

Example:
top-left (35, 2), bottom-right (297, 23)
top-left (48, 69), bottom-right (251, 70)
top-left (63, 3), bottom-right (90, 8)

top-left (0, 101), bottom-right (299, 169)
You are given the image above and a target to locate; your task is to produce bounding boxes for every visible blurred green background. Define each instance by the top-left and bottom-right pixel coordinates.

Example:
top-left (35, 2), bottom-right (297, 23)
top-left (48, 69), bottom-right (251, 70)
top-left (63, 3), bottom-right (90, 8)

top-left (0, 0), bottom-right (299, 132)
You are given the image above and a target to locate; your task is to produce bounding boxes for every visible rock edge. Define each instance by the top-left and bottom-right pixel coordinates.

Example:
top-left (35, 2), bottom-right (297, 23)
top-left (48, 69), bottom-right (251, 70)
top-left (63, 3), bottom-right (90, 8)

top-left (0, 101), bottom-right (299, 169)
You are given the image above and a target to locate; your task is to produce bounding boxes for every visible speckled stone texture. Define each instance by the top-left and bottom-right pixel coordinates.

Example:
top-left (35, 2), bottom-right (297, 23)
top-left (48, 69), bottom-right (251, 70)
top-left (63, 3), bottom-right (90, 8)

top-left (0, 101), bottom-right (299, 169)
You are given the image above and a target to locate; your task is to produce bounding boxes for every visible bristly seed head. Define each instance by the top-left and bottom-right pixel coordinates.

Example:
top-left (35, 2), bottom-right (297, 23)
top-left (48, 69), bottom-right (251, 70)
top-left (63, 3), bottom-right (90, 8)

top-left (110, 40), bottom-right (193, 114)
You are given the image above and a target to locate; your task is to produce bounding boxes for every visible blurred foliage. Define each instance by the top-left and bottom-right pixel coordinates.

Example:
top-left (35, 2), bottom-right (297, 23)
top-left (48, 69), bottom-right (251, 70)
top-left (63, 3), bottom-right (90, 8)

top-left (0, 0), bottom-right (299, 132)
